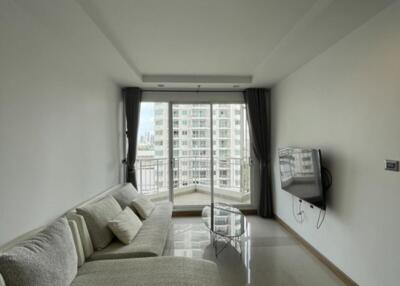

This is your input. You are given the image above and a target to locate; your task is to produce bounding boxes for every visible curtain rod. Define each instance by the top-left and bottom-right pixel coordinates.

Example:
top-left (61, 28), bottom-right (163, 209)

top-left (142, 89), bottom-right (244, 93)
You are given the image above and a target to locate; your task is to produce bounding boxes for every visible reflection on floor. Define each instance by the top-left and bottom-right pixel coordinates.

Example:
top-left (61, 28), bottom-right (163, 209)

top-left (164, 216), bottom-right (344, 286)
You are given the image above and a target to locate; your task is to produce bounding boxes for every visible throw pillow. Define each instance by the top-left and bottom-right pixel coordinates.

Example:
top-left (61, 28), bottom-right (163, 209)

top-left (130, 195), bottom-right (155, 219)
top-left (76, 196), bottom-right (122, 250)
top-left (108, 208), bottom-right (143, 244)
top-left (112, 183), bottom-right (140, 209)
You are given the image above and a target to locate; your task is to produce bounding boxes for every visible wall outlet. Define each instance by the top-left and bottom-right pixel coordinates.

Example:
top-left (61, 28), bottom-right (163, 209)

top-left (385, 160), bottom-right (399, 172)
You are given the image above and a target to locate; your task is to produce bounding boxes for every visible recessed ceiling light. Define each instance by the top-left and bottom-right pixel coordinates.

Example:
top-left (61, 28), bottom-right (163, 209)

top-left (157, 84), bottom-right (165, 87)
top-left (233, 85), bottom-right (240, 88)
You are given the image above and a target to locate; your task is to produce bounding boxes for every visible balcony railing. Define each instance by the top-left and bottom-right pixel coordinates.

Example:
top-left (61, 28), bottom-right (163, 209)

top-left (134, 156), bottom-right (251, 203)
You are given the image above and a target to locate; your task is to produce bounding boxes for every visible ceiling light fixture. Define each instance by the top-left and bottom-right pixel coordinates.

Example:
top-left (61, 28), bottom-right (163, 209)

top-left (157, 84), bottom-right (165, 87)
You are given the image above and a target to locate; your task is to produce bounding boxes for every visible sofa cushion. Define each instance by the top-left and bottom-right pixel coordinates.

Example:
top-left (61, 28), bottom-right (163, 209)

top-left (0, 218), bottom-right (77, 286)
top-left (77, 196), bottom-right (122, 250)
top-left (72, 256), bottom-right (221, 286)
top-left (68, 220), bottom-right (85, 267)
top-left (108, 208), bottom-right (142, 245)
top-left (66, 213), bottom-right (94, 259)
top-left (131, 195), bottom-right (155, 219)
top-left (89, 202), bottom-right (172, 260)
top-left (111, 183), bottom-right (139, 209)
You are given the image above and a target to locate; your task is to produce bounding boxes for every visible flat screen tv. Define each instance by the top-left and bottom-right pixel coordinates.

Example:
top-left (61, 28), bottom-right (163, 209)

top-left (278, 147), bottom-right (326, 210)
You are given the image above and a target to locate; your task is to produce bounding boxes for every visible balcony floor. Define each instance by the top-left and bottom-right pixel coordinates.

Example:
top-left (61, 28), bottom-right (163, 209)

top-left (173, 191), bottom-right (250, 206)
top-left (148, 187), bottom-right (250, 206)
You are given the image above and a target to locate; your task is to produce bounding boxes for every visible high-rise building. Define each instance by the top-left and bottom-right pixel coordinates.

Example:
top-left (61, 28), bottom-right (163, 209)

top-left (151, 103), bottom-right (250, 194)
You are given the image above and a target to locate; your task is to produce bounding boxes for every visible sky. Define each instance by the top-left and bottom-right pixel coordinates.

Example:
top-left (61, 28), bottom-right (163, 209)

top-left (138, 102), bottom-right (154, 136)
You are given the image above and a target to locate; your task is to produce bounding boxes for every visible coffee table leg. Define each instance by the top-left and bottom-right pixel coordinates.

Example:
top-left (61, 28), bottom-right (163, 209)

top-left (236, 236), bottom-right (242, 257)
top-left (210, 232), bottom-right (220, 257)
top-left (213, 235), bottom-right (237, 257)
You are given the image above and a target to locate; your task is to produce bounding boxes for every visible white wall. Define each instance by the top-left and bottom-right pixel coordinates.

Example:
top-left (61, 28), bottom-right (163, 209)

top-left (271, 2), bottom-right (400, 285)
top-left (0, 1), bottom-right (123, 245)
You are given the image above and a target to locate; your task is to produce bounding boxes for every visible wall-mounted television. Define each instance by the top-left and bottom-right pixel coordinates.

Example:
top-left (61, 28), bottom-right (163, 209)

top-left (278, 147), bottom-right (326, 210)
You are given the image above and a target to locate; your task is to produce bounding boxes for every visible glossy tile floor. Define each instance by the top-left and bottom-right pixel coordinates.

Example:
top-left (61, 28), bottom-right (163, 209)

top-left (164, 216), bottom-right (344, 286)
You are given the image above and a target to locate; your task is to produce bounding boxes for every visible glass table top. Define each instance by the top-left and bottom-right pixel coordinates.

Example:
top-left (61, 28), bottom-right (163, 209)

top-left (201, 203), bottom-right (246, 238)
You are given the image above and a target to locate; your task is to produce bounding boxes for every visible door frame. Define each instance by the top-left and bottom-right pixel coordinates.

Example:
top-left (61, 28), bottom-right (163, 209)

top-left (140, 92), bottom-right (257, 211)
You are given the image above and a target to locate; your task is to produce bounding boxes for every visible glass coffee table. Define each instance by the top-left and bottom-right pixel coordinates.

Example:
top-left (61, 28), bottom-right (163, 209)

top-left (202, 203), bottom-right (247, 257)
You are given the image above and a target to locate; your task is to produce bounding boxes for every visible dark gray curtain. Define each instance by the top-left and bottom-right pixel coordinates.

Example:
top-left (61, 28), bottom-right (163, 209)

top-left (123, 87), bottom-right (142, 188)
top-left (244, 88), bottom-right (273, 218)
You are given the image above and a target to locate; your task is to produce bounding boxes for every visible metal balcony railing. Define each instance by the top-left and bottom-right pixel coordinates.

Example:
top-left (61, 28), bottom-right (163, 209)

top-left (134, 156), bottom-right (251, 197)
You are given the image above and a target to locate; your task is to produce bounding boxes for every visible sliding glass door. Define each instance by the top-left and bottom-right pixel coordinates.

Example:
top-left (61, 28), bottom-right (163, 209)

top-left (212, 104), bottom-right (251, 205)
top-left (135, 101), bottom-right (251, 208)
top-left (136, 102), bottom-right (170, 203)
top-left (172, 104), bottom-right (212, 206)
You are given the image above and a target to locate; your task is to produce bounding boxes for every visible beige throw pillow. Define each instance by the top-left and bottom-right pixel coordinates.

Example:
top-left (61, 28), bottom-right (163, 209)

top-left (131, 195), bottom-right (155, 219)
top-left (108, 208), bottom-right (143, 244)
top-left (76, 196), bottom-right (122, 250)
top-left (112, 183), bottom-right (139, 209)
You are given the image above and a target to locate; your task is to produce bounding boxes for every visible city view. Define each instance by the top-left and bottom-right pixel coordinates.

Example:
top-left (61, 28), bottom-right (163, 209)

top-left (136, 102), bottom-right (251, 206)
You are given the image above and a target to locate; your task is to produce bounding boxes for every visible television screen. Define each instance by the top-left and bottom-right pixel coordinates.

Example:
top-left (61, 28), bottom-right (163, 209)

top-left (278, 148), bottom-right (325, 209)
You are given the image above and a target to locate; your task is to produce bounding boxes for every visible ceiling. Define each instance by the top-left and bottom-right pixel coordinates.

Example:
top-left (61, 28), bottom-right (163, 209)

top-left (16, 0), bottom-right (395, 89)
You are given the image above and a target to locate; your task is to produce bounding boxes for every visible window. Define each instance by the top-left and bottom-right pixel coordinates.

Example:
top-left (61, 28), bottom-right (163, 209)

top-left (220, 140), bottom-right (229, 148)
top-left (220, 149), bottom-right (230, 158)
top-left (219, 110), bottom-right (230, 117)
top-left (192, 110), bottom-right (206, 117)
top-left (192, 140), bottom-right (208, 148)
top-left (192, 119), bottom-right (207, 128)
top-left (136, 102), bottom-right (169, 201)
top-left (219, 119), bottom-right (229, 128)
top-left (192, 130), bottom-right (207, 138)
top-left (219, 170), bottom-right (228, 177)
top-left (136, 102), bottom-right (251, 207)
top-left (219, 130), bottom-right (229, 137)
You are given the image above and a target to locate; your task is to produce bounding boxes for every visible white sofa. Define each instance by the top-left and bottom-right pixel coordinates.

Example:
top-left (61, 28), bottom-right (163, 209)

top-left (0, 184), bottom-right (221, 286)
top-left (71, 183), bottom-right (173, 260)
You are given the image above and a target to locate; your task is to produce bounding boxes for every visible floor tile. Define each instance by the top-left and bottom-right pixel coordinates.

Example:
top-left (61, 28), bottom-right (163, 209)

top-left (165, 216), bottom-right (344, 286)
